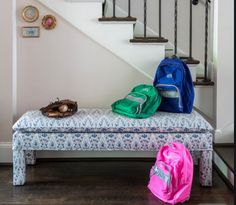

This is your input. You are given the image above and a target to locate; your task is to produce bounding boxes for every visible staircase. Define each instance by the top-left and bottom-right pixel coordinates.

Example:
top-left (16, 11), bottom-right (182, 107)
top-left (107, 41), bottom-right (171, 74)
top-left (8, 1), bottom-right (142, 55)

top-left (37, 0), bottom-right (213, 84)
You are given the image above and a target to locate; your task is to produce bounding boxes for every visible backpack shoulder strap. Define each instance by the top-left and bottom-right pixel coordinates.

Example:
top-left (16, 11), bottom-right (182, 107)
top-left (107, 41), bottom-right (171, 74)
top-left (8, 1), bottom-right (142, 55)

top-left (181, 61), bottom-right (195, 113)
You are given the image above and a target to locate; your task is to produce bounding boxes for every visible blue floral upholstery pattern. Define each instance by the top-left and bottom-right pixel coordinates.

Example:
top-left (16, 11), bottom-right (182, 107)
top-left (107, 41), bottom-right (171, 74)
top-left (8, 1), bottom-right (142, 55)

top-left (12, 109), bottom-right (213, 186)
top-left (13, 132), bottom-right (212, 151)
top-left (13, 109), bottom-right (213, 133)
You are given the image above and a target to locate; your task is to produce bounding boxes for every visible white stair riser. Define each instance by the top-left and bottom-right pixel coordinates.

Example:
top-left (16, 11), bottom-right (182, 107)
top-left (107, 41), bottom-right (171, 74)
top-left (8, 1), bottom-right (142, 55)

top-left (188, 65), bottom-right (197, 82)
top-left (37, 1), bottom-right (103, 24)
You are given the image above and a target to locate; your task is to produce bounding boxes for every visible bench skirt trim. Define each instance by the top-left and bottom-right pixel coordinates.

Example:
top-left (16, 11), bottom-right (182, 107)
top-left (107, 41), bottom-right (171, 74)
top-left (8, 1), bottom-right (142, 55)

top-left (13, 132), bottom-right (213, 151)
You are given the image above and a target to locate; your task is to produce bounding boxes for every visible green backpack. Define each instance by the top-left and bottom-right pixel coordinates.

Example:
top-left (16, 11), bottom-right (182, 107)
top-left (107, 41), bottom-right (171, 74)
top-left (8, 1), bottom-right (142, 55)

top-left (111, 84), bottom-right (162, 119)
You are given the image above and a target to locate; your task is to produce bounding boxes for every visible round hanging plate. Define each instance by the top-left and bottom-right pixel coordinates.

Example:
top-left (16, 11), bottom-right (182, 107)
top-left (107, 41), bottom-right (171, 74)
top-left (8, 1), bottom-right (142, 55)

top-left (42, 15), bottom-right (57, 30)
top-left (22, 5), bottom-right (39, 23)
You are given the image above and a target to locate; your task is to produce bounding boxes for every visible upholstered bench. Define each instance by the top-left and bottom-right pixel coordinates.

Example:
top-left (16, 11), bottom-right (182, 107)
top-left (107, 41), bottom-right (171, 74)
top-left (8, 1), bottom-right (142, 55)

top-left (12, 108), bottom-right (213, 186)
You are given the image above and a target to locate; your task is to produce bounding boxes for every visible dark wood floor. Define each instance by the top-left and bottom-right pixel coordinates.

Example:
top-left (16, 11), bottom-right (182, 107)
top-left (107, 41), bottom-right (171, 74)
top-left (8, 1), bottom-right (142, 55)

top-left (0, 160), bottom-right (234, 205)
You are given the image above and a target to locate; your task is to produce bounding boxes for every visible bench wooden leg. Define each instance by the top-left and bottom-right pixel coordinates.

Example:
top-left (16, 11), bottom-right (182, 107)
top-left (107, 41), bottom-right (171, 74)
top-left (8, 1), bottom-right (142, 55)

top-left (199, 150), bottom-right (212, 186)
top-left (25, 151), bottom-right (36, 165)
top-left (13, 149), bottom-right (26, 186)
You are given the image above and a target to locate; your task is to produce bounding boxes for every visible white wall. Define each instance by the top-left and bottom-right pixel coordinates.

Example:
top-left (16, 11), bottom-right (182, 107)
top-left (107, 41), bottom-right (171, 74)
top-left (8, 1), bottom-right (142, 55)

top-left (213, 0), bottom-right (234, 143)
top-left (0, 0), bottom-right (13, 143)
top-left (0, 0), bottom-right (14, 162)
top-left (16, 0), bottom-right (151, 119)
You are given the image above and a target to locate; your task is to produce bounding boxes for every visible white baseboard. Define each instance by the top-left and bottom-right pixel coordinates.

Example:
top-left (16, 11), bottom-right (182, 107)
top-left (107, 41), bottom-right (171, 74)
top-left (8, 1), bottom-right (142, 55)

top-left (214, 123), bottom-right (234, 143)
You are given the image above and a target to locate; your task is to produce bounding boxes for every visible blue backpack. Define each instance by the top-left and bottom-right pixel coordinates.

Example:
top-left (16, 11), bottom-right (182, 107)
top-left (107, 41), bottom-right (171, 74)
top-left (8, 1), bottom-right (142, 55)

top-left (153, 57), bottom-right (194, 113)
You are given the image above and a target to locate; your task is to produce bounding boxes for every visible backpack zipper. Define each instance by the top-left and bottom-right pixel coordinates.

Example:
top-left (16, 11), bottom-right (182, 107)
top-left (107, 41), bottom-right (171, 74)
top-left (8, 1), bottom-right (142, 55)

top-left (156, 84), bottom-right (183, 109)
top-left (125, 92), bottom-right (147, 114)
top-left (151, 163), bottom-right (172, 191)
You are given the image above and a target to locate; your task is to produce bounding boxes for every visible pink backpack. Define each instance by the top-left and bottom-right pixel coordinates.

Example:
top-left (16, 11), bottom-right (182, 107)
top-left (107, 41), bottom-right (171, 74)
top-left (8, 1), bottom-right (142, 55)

top-left (147, 142), bottom-right (193, 204)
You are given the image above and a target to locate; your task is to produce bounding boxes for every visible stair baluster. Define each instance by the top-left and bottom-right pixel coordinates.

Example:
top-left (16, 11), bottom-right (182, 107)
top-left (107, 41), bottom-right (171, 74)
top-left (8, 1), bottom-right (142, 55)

top-left (130, 0), bottom-right (167, 43)
top-left (157, 0), bottom-right (168, 42)
top-left (102, 0), bottom-right (106, 17)
top-left (128, 0), bottom-right (131, 17)
top-left (203, 0), bottom-right (211, 82)
top-left (195, 0), bottom-right (213, 85)
top-left (144, 0), bottom-right (147, 38)
top-left (174, 0), bottom-right (178, 56)
top-left (159, 0), bottom-right (162, 38)
top-left (99, 0), bottom-right (136, 21)
top-left (180, 0), bottom-right (200, 64)
top-left (113, 0), bottom-right (116, 18)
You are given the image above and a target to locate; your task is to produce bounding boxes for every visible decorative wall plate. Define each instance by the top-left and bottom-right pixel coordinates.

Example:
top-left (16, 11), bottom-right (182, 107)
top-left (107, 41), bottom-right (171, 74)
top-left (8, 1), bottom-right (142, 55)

top-left (42, 15), bottom-right (57, 30)
top-left (22, 5), bottom-right (39, 23)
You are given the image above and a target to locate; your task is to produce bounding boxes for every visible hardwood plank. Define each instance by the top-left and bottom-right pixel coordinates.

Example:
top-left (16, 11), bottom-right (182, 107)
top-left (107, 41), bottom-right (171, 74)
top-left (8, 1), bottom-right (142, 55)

top-left (0, 161), bottom-right (233, 205)
top-left (213, 162), bottom-right (234, 191)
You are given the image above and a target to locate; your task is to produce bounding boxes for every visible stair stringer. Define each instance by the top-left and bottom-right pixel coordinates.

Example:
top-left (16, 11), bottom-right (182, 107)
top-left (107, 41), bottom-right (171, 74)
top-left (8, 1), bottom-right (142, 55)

top-left (37, 0), bottom-right (165, 80)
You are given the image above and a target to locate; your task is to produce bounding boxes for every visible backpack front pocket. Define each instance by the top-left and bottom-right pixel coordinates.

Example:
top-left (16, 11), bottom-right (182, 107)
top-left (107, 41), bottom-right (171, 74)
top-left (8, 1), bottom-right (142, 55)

top-left (156, 84), bottom-right (183, 113)
top-left (113, 92), bottom-right (147, 115)
top-left (148, 161), bottom-right (173, 200)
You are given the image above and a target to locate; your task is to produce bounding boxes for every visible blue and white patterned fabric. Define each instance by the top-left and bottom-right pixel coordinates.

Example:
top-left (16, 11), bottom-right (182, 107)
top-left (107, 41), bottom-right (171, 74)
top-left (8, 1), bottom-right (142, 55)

top-left (13, 132), bottom-right (213, 151)
top-left (13, 109), bottom-right (213, 133)
top-left (12, 108), bottom-right (214, 186)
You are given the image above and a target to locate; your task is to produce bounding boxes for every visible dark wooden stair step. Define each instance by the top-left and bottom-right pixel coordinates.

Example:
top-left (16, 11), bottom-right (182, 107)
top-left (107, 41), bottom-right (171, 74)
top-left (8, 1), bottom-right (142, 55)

top-left (98, 16), bottom-right (137, 22)
top-left (130, 37), bottom-right (168, 43)
top-left (194, 77), bottom-right (214, 86)
top-left (180, 56), bottom-right (200, 65)
top-left (165, 55), bottom-right (200, 65)
top-left (165, 48), bottom-right (174, 51)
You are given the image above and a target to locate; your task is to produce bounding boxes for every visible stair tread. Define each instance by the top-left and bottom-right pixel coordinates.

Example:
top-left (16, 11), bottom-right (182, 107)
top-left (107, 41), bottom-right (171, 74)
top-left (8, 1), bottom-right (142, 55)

top-left (194, 78), bottom-right (214, 86)
top-left (130, 37), bottom-right (168, 43)
top-left (214, 145), bottom-right (234, 172)
top-left (98, 17), bottom-right (137, 22)
top-left (180, 57), bottom-right (200, 65)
